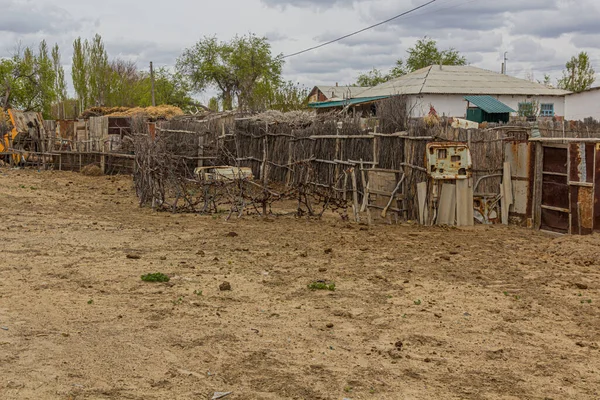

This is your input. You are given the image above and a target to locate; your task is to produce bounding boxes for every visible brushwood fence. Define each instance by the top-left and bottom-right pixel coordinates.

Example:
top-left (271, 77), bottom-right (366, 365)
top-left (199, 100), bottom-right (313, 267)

top-left (132, 114), bottom-right (537, 220)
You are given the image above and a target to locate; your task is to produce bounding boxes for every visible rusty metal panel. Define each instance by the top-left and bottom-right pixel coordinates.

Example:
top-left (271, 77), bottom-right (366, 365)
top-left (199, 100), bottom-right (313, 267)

top-left (426, 142), bottom-right (472, 180)
top-left (543, 146), bottom-right (568, 174)
top-left (568, 143), bottom-right (593, 183)
top-left (586, 144), bottom-right (595, 183)
top-left (505, 142), bottom-right (531, 216)
top-left (542, 174), bottom-right (569, 209)
top-left (570, 186), bottom-right (594, 235)
top-left (541, 208), bottom-right (569, 233)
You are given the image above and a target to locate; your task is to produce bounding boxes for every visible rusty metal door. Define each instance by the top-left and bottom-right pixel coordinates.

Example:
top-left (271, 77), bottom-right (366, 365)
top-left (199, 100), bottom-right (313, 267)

top-left (569, 143), bottom-right (595, 235)
top-left (541, 146), bottom-right (570, 233)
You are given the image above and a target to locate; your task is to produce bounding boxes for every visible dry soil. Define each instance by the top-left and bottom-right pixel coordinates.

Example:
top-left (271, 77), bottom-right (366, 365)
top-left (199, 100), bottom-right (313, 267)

top-left (0, 168), bottom-right (599, 400)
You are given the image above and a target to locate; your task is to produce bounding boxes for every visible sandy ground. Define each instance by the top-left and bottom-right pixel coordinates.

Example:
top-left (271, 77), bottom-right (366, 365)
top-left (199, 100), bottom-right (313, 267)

top-left (0, 168), bottom-right (599, 400)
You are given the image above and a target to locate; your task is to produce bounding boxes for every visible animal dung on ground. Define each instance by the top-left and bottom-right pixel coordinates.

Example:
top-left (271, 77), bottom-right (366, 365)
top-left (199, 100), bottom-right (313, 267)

top-left (126, 254), bottom-right (141, 260)
top-left (226, 232), bottom-right (239, 237)
top-left (219, 281), bottom-right (232, 291)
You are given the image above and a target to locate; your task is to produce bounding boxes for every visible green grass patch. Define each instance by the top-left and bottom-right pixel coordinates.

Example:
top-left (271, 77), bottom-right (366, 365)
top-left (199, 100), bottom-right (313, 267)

top-left (141, 272), bottom-right (170, 282)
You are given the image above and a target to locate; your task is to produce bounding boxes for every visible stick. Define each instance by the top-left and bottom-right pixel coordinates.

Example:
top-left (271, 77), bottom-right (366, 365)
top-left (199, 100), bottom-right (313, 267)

top-left (350, 168), bottom-right (360, 222)
top-left (381, 174), bottom-right (406, 218)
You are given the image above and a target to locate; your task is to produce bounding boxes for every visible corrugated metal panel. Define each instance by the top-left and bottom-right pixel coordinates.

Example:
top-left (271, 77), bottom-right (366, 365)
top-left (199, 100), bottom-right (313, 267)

top-left (464, 95), bottom-right (515, 113)
top-left (308, 96), bottom-right (389, 109)
top-left (358, 66), bottom-right (571, 98)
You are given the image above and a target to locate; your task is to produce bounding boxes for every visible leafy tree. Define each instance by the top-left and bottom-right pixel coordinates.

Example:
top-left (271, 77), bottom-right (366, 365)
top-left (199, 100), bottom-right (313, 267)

top-left (87, 34), bottom-right (110, 106)
top-left (52, 44), bottom-right (68, 118)
top-left (0, 41), bottom-right (58, 118)
top-left (72, 38), bottom-right (88, 111)
top-left (208, 97), bottom-right (220, 112)
top-left (356, 68), bottom-right (391, 87)
top-left (557, 52), bottom-right (596, 93)
top-left (150, 68), bottom-right (193, 110)
top-left (177, 34), bottom-right (283, 110)
top-left (250, 80), bottom-right (308, 112)
top-left (355, 37), bottom-right (466, 86)
top-left (403, 37), bottom-right (466, 72)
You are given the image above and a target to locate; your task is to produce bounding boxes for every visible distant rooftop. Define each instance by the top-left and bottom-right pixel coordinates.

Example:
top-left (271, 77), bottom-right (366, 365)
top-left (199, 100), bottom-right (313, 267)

top-left (358, 65), bottom-right (571, 97)
top-left (315, 85), bottom-right (371, 100)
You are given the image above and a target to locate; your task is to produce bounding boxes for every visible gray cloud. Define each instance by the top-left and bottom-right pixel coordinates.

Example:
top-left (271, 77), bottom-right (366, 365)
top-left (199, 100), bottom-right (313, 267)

top-left (2, 0), bottom-right (600, 97)
top-left (511, 2), bottom-right (600, 38)
top-left (571, 34), bottom-right (600, 49)
top-left (260, 0), bottom-right (361, 9)
top-left (509, 37), bottom-right (557, 63)
top-left (0, 0), bottom-right (81, 34)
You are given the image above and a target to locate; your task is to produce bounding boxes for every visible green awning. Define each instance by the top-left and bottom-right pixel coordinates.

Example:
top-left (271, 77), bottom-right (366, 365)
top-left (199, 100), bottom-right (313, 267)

top-left (464, 95), bottom-right (515, 113)
top-left (308, 96), bottom-right (389, 109)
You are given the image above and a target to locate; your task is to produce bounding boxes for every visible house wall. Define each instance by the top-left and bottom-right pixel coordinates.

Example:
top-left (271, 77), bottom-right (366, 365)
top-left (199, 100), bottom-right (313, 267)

top-left (407, 94), bottom-right (566, 119)
top-left (308, 88), bottom-right (328, 104)
top-left (565, 89), bottom-right (600, 121)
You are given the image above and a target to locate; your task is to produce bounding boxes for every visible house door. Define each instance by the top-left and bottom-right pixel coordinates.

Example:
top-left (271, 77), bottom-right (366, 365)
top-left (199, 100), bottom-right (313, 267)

top-left (540, 146), bottom-right (570, 233)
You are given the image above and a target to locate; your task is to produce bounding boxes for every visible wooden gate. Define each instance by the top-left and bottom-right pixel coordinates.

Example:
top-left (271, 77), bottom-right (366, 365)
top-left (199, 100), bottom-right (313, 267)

top-left (540, 145), bottom-right (570, 233)
top-left (539, 143), bottom-right (599, 234)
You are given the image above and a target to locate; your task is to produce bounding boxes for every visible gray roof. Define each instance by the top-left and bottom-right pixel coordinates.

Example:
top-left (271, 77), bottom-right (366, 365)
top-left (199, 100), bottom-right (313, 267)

top-left (316, 85), bottom-right (371, 100)
top-left (358, 65), bottom-right (571, 97)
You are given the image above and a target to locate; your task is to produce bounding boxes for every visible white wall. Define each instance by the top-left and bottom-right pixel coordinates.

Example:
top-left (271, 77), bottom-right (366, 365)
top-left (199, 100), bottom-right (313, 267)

top-left (565, 89), bottom-right (600, 121)
top-left (407, 94), bottom-right (566, 118)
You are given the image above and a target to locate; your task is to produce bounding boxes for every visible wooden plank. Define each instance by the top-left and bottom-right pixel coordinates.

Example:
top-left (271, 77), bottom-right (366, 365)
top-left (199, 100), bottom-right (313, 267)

top-left (456, 178), bottom-right (474, 226)
top-left (417, 182), bottom-right (428, 225)
top-left (350, 168), bottom-right (360, 223)
top-left (501, 162), bottom-right (513, 225)
top-left (437, 184), bottom-right (456, 226)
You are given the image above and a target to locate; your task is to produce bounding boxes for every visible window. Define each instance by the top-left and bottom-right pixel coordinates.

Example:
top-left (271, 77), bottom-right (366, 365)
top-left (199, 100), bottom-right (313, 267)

top-left (540, 103), bottom-right (554, 117)
top-left (518, 102), bottom-right (537, 120)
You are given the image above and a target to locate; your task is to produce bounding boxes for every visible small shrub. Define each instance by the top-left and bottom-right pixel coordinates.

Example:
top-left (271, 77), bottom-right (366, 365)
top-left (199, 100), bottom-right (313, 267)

top-left (141, 272), bottom-right (170, 282)
top-left (308, 281), bottom-right (336, 291)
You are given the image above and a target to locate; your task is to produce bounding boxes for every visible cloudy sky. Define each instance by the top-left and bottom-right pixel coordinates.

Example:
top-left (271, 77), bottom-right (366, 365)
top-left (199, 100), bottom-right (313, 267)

top-left (1, 0), bottom-right (599, 101)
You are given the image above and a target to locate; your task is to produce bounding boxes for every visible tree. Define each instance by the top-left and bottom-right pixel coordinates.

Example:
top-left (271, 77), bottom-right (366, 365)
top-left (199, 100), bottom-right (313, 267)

top-left (404, 37), bottom-right (466, 72)
top-left (557, 52), bottom-right (596, 93)
top-left (250, 80), bottom-right (309, 112)
top-left (0, 41), bottom-right (58, 118)
top-left (72, 37), bottom-right (88, 111)
top-left (52, 44), bottom-right (68, 118)
top-left (208, 97), bottom-right (220, 112)
top-left (356, 68), bottom-right (391, 87)
top-left (87, 34), bottom-right (110, 106)
top-left (355, 37), bottom-right (466, 86)
top-left (538, 74), bottom-right (552, 88)
top-left (177, 34), bottom-right (283, 111)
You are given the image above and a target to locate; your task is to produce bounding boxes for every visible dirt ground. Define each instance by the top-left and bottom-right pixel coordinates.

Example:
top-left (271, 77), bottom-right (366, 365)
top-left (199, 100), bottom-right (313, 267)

top-left (0, 168), bottom-right (599, 400)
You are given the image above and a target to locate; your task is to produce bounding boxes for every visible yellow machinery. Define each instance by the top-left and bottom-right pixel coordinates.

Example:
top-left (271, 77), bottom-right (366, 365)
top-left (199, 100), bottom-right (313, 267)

top-left (0, 109), bottom-right (45, 163)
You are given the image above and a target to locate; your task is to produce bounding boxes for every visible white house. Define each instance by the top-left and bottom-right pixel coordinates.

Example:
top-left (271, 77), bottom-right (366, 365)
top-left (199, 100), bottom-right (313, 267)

top-left (565, 87), bottom-right (600, 121)
top-left (349, 65), bottom-right (571, 119)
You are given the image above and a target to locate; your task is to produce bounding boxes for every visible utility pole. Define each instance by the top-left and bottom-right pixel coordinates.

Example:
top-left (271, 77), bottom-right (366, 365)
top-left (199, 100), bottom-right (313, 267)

top-left (150, 61), bottom-right (156, 107)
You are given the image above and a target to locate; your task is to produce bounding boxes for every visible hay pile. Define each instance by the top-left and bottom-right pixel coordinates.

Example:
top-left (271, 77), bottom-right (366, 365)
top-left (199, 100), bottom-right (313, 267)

top-left (80, 105), bottom-right (184, 120)
top-left (80, 164), bottom-right (104, 176)
top-left (250, 110), bottom-right (316, 126)
top-left (108, 105), bottom-right (184, 120)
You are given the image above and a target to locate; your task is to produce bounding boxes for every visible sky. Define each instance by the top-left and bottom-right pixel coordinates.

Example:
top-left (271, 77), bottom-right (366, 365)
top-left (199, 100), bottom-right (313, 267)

top-left (1, 0), bottom-right (600, 102)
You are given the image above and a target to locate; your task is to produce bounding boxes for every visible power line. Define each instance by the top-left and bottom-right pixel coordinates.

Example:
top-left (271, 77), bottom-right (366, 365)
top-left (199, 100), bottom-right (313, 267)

top-left (281, 0), bottom-right (438, 59)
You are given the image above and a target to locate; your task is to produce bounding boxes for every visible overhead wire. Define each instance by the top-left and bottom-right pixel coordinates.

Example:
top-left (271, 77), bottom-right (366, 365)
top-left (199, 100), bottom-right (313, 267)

top-left (280, 0), bottom-right (438, 59)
